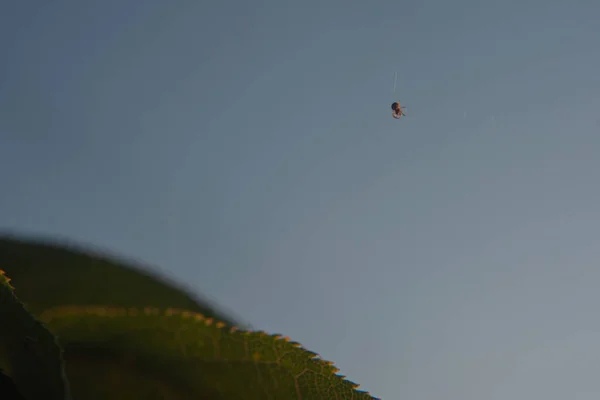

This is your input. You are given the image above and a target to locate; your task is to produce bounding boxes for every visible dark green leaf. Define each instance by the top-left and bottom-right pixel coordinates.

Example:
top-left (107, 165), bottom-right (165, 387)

top-left (0, 271), bottom-right (70, 400)
top-left (0, 234), bottom-right (236, 325)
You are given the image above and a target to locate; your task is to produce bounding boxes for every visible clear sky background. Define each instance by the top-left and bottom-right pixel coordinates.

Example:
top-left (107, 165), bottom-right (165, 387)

top-left (1, 1), bottom-right (600, 398)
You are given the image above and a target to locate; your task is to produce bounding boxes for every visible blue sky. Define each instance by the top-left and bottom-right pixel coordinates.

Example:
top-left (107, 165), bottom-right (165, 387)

top-left (1, 1), bottom-right (600, 398)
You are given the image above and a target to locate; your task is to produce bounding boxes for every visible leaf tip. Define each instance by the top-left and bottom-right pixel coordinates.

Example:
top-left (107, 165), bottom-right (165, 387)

top-left (0, 269), bottom-right (14, 289)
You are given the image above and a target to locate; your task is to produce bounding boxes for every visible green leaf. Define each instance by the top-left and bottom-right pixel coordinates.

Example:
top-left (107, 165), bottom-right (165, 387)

top-left (0, 234), bottom-right (237, 325)
top-left (41, 306), bottom-right (379, 400)
top-left (0, 270), bottom-right (70, 400)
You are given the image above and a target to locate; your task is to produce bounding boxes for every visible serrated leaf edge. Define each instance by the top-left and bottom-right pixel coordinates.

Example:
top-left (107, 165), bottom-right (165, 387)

top-left (40, 306), bottom-right (380, 399)
top-left (0, 269), bottom-right (15, 290)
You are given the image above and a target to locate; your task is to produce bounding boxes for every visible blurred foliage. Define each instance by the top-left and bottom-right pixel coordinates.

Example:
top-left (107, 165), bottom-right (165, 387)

top-left (0, 234), bottom-right (378, 399)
